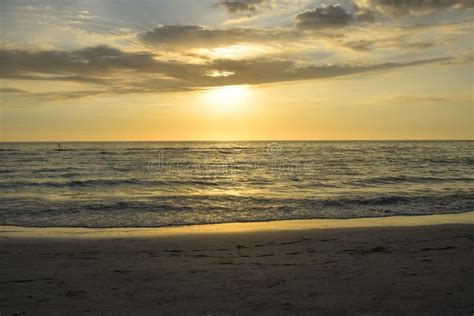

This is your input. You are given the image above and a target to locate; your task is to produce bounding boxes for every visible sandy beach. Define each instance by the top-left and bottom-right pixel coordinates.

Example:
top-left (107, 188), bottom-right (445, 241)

top-left (1, 213), bottom-right (473, 315)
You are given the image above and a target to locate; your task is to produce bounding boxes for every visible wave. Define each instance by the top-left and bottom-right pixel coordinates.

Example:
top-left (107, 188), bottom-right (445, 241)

top-left (31, 167), bottom-right (81, 173)
top-left (351, 175), bottom-right (474, 186)
top-left (0, 178), bottom-right (231, 188)
top-left (0, 193), bottom-right (472, 228)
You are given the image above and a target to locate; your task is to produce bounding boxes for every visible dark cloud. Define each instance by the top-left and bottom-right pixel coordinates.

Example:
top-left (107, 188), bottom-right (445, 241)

top-left (354, 8), bottom-right (376, 23)
top-left (400, 40), bottom-right (436, 49)
top-left (0, 45), bottom-right (453, 99)
top-left (343, 36), bottom-right (437, 52)
top-left (0, 87), bottom-right (29, 93)
top-left (354, 0), bottom-right (473, 16)
top-left (344, 40), bottom-right (375, 51)
top-left (216, 0), bottom-right (264, 13)
top-left (206, 57), bottom-right (450, 86)
top-left (295, 5), bottom-right (353, 30)
top-left (141, 25), bottom-right (296, 48)
top-left (0, 45), bottom-right (204, 84)
top-left (142, 25), bottom-right (255, 47)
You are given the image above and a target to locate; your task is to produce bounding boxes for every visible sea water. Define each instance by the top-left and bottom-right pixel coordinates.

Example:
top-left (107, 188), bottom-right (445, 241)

top-left (0, 141), bottom-right (472, 227)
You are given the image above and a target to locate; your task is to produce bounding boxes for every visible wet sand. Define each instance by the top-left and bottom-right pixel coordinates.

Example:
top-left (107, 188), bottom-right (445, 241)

top-left (1, 214), bottom-right (473, 315)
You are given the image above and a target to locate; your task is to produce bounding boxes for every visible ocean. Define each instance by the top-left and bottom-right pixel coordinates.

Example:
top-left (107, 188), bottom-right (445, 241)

top-left (0, 141), bottom-right (473, 227)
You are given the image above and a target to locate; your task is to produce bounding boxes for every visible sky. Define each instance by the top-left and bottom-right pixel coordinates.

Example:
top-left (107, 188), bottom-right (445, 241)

top-left (0, 0), bottom-right (473, 141)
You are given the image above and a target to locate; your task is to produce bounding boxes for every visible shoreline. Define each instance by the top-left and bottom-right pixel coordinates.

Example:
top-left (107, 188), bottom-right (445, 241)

top-left (1, 211), bottom-right (473, 238)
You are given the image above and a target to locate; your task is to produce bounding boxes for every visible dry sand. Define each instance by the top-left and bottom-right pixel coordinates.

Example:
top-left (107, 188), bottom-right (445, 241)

top-left (1, 214), bottom-right (473, 315)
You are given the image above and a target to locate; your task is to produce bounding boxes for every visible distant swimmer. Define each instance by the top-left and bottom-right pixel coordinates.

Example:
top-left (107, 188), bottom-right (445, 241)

top-left (57, 143), bottom-right (61, 149)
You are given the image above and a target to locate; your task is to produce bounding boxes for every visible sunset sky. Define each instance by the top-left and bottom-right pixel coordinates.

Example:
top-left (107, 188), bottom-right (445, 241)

top-left (0, 0), bottom-right (472, 141)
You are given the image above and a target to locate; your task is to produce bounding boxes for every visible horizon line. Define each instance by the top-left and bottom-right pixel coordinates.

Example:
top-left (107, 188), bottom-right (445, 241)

top-left (0, 139), bottom-right (473, 143)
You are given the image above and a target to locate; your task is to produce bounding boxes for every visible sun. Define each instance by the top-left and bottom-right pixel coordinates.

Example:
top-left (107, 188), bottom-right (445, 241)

top-left (202, 85), bottom-right (251, 113)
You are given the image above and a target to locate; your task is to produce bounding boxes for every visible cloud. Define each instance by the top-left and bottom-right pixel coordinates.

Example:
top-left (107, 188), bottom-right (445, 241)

top-left (389, 95), bottom-right (448, 102)
top-left (354, 8), bottom-right (376, 23)
top-left (400, 40), bottom-right (435, 49)
top-left (140, 25), bottom-right (299, 49)
top-left (215, 56), bottom-right (452, 85)
top-left (0, 87), bottom-right (29, 93)
top-left (295, 5), bottom-right (353, 30)
top-left (0, 45), bottom-right (205, 84)
top-left (354, 0), bottom-right (474, 16)
top-left (216, 0), bottom-right (265, 13)
top-left (0, 45), bottom-right (456, 99)
top-left (384, 94), bottom-right (472, 103)
top-left (143, 25), bottom-right (267, 48)
top-left (342, 34), bottom-right (438, 52)
top-left (344, 40), bottom-right (375, 51)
